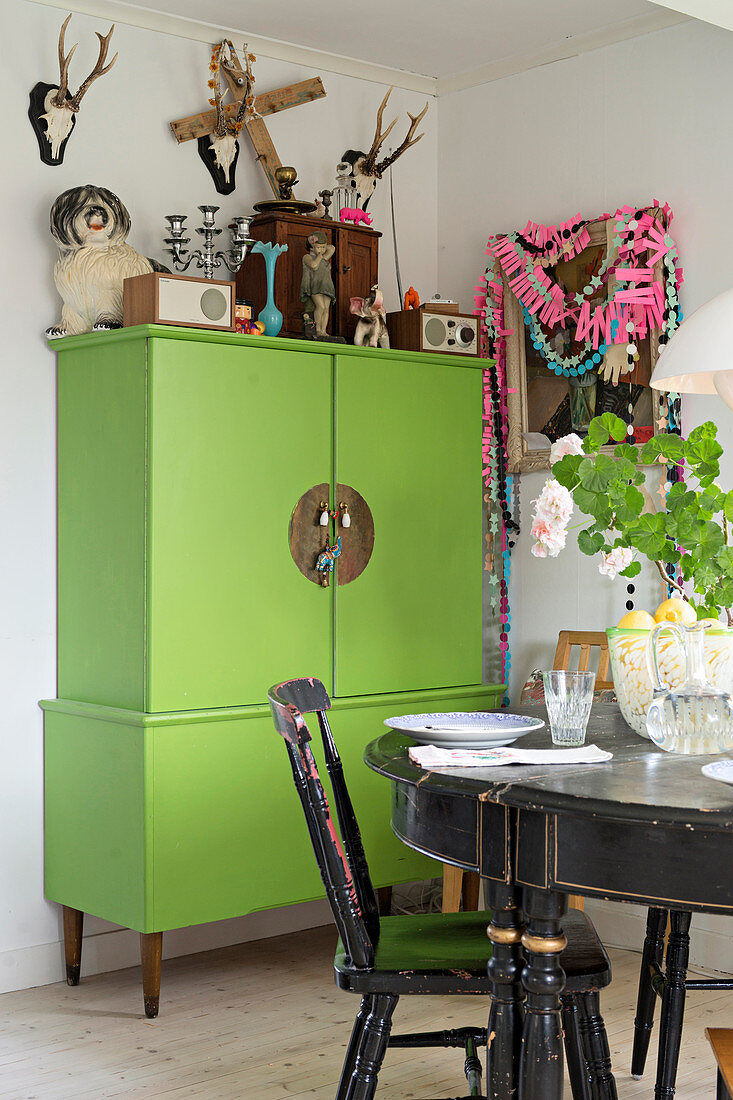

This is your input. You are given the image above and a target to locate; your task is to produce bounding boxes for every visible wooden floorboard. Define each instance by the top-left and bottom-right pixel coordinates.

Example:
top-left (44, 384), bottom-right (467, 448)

top-left (0, 925), bottom-right (728, 1097)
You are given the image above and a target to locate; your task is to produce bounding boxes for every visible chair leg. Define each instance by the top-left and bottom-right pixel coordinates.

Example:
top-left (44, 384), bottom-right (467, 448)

top-left (562, 995), bottom-right (591, 1100)
top-left (578, 991), bottom-right (617, 1100)
top-left (632, 907), bottom-right (668, 1079)
top-left (337, 996), bottom-right (371, 1100)
top-left (654, 910), bottom-right (692, 1100)
top-left (346, 993), bottom-right (398, 1100)
top-left (442, 864), bottom-right (463, 913)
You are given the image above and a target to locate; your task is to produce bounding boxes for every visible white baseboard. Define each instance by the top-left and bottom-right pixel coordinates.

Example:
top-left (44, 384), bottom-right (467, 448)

top-left (586, 899), bottom-right (733, 977)
top-left (0, 900), bottom-right (332, 995)
top-left (3, 896), bottom-right (731, 996)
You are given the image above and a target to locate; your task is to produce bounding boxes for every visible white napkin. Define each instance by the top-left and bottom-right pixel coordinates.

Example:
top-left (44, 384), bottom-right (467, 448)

top-left (408, 744), bottom-right (613, 768)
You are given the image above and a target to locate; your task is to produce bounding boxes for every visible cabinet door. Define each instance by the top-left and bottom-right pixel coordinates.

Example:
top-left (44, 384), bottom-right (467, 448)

top-left (335, 233), bottom-right (378, 340)
top-left (334, 354), bottom-right (483, 697)
top-left (146, 338), bottom-right (332, 711)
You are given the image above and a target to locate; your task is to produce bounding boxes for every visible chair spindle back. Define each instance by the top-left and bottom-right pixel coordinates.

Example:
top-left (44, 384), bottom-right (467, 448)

top-left (268, 678), bottom-right (378, 968)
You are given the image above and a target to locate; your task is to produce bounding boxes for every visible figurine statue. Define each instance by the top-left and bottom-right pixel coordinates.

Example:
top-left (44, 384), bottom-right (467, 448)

top-left (300, 230), bottom-right (336, 338)
top-left (350, 285), bottom-right (390, 348)
top-left (315, 536), bottom-right (342, 586)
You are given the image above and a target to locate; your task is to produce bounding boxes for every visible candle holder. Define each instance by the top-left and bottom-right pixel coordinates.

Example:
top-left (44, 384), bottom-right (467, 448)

top-left (164, 206), bottom-right (254, 280)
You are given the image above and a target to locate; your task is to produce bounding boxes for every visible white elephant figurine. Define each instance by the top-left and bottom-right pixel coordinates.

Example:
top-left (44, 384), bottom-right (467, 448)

top-left (350, 284), bottom-right (390, 348)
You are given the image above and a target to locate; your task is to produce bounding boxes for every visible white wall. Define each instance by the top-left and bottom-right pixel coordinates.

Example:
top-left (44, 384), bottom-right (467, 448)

top-left (438, 18), bottom-right (733, 969)
top-left (0, 0), bottom-right (437, 993)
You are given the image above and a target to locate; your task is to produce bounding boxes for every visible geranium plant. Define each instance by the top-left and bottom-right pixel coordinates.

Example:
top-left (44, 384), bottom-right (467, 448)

top-left (531, 412), bottom-right (733, 625)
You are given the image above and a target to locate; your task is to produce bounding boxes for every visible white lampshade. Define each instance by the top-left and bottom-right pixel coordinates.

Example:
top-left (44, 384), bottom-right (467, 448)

top-left (650, 287), bottom-right (733, 407)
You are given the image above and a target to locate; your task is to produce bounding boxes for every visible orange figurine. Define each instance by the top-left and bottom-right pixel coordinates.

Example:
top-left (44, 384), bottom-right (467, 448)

top-left (404, 286), bottom-right (420, 310)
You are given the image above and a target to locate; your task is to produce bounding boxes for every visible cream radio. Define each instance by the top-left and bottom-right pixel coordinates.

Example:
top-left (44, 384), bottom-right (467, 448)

top-left (123, 272), bottom-right (235, 331)
top-left (386, 308), bottom-right (481, 356)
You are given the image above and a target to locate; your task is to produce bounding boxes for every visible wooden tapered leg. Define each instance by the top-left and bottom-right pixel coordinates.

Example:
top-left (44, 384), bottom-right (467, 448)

top-left (568, 895), bottom-right (585, 912)
top-left (655, 910), bottom-right (692, 1100)
top-left (519, 887), bottom-right (567, 1100)
top-left (346, 993), bottom-right (398, 1100)
top-left (579, 991), bottom-right (617, 1099)
top-left (562, 995), bottom-right (591, 1100)
top-left (632, 907), bottom-right (668, 1078)
top-left (62, 906), bottom-right (84, 986)
top-left (442, 864), bottom-right (463, 913)
top-left (486, 881), bottom-right (525, 1100)
top-left (376, 886), bottom-right (392, 916)
top-left (462, 871), bottom-right (482, 912)
top-left (337, 996), bottom-right (371, 1100)
top-left (140, 932), bottom-right (163, 1019)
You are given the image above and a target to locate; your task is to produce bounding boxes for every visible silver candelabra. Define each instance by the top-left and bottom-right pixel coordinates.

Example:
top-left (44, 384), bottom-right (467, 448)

top-left (164, 206), bottom-right (254, 279)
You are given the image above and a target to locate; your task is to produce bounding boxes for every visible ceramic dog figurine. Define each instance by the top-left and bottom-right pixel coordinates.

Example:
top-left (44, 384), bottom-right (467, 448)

top-left (47, 184), bottom-right (166, 336)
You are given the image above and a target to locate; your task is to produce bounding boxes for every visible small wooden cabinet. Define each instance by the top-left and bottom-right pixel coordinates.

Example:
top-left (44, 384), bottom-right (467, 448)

top-left (236, 212), bottom-right (380, 340)
top-left (42, 327), bottom-right (502, 1015)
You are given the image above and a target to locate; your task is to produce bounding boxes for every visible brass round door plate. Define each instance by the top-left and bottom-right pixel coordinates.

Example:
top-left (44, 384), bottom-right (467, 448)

top-left (289, 483), bottom-right (374, 586)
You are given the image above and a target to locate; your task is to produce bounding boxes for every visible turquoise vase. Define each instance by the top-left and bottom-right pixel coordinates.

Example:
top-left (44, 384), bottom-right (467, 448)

top-left (252, 241), bottom-right (288, 336)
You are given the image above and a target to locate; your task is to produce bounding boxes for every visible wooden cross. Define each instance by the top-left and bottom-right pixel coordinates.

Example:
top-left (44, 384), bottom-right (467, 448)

top-left (170, 43), bottom-right (326, 197)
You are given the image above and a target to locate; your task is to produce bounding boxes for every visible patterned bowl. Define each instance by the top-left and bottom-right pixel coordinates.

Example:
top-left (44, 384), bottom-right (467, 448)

top-left (607, 626), bottom-right (733, 738)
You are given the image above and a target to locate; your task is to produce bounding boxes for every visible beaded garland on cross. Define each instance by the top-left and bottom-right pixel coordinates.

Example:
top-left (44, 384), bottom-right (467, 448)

top-left (474, 203), bottom-right (683, 693)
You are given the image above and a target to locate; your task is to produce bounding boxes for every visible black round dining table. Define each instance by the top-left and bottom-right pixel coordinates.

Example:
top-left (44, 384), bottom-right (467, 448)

top-left (364, 704), bottom-right (733, 1100)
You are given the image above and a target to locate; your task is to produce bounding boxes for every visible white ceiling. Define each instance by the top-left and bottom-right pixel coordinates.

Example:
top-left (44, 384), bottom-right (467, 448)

top-left (101, 0), bottom-right (674, 78)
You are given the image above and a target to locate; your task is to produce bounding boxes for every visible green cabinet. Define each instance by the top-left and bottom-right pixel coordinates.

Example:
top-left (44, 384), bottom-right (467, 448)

top-left (43, 326), bottom-right (502, 951)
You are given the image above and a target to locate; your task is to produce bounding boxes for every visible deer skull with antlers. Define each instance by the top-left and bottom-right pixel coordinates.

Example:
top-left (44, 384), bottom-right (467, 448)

top-left (336, 88), bottom-right (428, 211)
top-left (28, 14), bottom-right (118, 166)
top-left (198, 41), bottom-right (257, 196)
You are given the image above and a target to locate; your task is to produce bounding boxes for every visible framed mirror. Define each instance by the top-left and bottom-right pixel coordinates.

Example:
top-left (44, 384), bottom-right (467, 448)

top-left (501, 210), bottom-right (669, 473)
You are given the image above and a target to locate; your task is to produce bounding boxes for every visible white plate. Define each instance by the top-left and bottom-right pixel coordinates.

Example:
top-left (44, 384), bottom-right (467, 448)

top-left (701, 760), bottom-right (733, 786)
top-left (384, 711), bottom-right (545, 749)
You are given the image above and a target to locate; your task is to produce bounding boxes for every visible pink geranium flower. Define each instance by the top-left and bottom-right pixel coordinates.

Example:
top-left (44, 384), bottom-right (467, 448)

top-left (549, 433), bottom-right (584, 465)
top-left (530, 516), bottom-right (568, 558)
top-left (598, 546), bottom-right (633, 579)
top-left (533, 479), bottom-right (574, 527)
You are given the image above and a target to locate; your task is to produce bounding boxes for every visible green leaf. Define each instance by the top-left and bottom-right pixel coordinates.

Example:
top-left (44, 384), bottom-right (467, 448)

top-left (625, 512), bottom-right (668, 559)
top-left (578, 453), bottom-right (618, 493)
top-left (687, 421), bottom-right (717, 445)
top-left (725, 491), bottom-right (733, 523)
top-left (614, 442), bottom-right (639, 462)
top-left (551, 452), bottom-right (582, 487)
top-left (718, 546), bottom-right (733, 578)
top-left (620, 560), bottom-right (642, 578)
top-left (640, 433), bottom-right (685, 466)
top-left (578, 529), bottom-right (605, 556)
top-left (697, 520), bottom-right (725, 556)
top-left (585, 413), bottom-right (627, 450)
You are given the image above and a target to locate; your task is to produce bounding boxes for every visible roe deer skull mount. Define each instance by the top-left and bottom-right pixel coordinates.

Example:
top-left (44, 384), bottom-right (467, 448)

top-left (335, 87), bottom-right (428, 211)
top-left (28, 13), bottom-right (118, 166)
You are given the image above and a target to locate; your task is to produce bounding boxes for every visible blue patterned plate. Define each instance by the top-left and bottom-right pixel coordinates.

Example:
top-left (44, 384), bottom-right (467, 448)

top-left (384, 712), bottom-right (545, 749)
top-left (701, 760), bottom-right (733, 786)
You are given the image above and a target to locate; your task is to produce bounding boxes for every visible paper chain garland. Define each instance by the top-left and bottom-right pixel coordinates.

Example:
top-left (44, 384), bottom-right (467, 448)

top-left (491, 203), bottom-right (684, 378)
top-left (474, 204), bottom-right (683, 696)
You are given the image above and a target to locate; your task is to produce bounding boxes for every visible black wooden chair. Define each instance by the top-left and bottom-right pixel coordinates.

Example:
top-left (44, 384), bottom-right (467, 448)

top-left (268, 677), bottom-right (617, 1100)
top-left (632, 908), bottom-right (733, 1094)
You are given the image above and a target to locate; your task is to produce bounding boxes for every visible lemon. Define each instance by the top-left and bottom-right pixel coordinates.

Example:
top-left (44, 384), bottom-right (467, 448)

top-left (654, 598), bottom-right (697, 626)
top-left (617, 609), bottom-right (655, 629)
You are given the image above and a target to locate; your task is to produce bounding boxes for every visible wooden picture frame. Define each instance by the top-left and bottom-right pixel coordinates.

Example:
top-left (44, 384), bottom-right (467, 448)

top-left (503, 211), bottom-right (666, 473)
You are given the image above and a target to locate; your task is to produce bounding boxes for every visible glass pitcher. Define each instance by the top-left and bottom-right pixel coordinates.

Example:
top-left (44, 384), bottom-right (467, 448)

top-left (646, 621), bottom-right (733, 754)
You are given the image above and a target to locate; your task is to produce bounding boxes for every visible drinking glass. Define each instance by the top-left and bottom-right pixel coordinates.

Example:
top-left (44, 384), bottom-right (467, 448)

top-left (542, 670), bottom-right (596, 746)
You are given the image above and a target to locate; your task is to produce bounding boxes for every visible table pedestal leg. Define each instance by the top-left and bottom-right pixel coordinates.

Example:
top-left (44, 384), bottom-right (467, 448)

top-left (486, 881), bottom-right (525, 1100)
top-left (519, 887), bottom-right (567, 1100)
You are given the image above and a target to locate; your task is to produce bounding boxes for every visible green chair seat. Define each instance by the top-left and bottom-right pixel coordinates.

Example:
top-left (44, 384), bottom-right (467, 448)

top-left (335, 908), bottom-right (611, 996)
